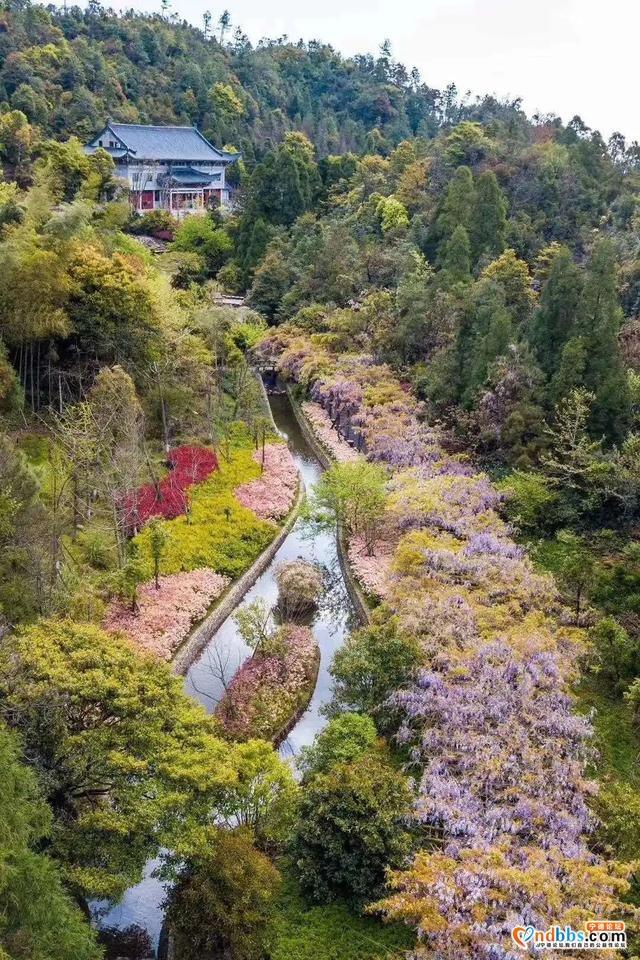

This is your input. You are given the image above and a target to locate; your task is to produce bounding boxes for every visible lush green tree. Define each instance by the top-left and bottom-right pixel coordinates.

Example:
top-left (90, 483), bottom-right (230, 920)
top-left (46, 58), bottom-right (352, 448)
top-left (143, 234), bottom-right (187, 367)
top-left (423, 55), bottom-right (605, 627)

top-left (66, 246), bottom-right (160, 365)
top-left (240, 216), bottom-right (272, 277)
top-left (0, 618), bottom-right (239, 900)
top-left (498, 469), bottom-right (559, 535)
top-left (549, 335), bottom-right (589, 407)
top-left (327, 613), bottom-right (421, 723)
top-left (439, 224), bottom-right (471, 284)
top-left (293, 751), bottom-right (414, 905)
top-left (540, 388), bottom-right (611, 519)
top-left (0, 435), bottom-right (48, 623)
top-left (0, 232), bottom-right (71, 357)
top-left (111, 550), bottom-right (147, 611)
top-left (0, 179), bottom-right (25, 235)
top-left (587, 617), bottom-right (639, 693)
top-left (233, 597), bottom-right (275, 653)
top-left (171, 214), bottom-right (233, 276)
top-left (469, 170), bottom-right (507, 264)
top-left (0, 340), bottom-right (21, 414)
top-left (0, 110), bottom-right (36, 182)
top-left (625, 678), bottom-right (640, 727)
top-left (574, 239), bottom-right (630, 441)
top-left (457, 279), bottom-right (514, 405)
top-left (85, 366), bottom-right (144, 564)
top-left (299, 713), bottom-right (377, 777)
top-left (165, 828), bottom-right (281, 960)
top-left (530, 245), bottom-right (583, 377)
top-left (279, 219), bottom-right (363, 314)
top-left (35, 138), bottom-right (94, 203)
top-left (436, 165), bottom-right (475, 242)
top-left (593, 781), bottom-right (640, 860)
top-left (0, 723), bottom-right (101, 960)
top-left (376, 195), bottom-right (409, 234)
top-left (392, 253), bottom-right (435, 362)
top-left (444, 121), bottom-right (493, 166)
top-left (304, 460), bottom-right (388, 553)
top-left (319, 152), bottom-right (358, 194)
top-left (247, 242), bottom-right (292, 321)
top-left (535, 530), bottom-right (597, 624)
top-left (217, 739), bottom-right (299, 846)
top-left (246, 132), bottom-right (319, 229)
top-left (481, 248), bottom-right (535, 324)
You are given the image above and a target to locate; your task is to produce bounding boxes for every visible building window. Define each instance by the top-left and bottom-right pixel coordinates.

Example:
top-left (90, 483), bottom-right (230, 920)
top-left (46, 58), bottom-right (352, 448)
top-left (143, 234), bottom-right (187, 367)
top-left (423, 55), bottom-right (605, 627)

top-left (155, 191), bottom-right (161, 202)
top-left (98, 139), bottom-right (103, 146)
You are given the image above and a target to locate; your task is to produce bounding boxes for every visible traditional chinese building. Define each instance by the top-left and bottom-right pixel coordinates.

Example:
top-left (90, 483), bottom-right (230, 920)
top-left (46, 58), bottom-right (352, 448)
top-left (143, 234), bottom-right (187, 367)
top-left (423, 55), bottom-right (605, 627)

top-left (85, 120), bottom-right (239, 216)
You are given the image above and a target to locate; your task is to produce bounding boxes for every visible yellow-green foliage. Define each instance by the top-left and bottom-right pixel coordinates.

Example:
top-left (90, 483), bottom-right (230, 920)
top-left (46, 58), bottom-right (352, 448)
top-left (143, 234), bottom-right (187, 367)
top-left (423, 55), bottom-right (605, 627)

top-left (393, 529), bottom-right (462, 577)
top-left (133, 442), bottom-right (277, 579)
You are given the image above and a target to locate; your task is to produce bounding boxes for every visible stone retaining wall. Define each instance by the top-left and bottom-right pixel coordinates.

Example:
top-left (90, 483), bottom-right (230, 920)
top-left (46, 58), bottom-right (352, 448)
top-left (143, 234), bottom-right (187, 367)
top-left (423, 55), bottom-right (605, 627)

top-left (287, 387), bottom-right (372, 627)
top-left (286, 386), bottom-right (333, 469)
top-left (171, 475), bottom-right (305, 675)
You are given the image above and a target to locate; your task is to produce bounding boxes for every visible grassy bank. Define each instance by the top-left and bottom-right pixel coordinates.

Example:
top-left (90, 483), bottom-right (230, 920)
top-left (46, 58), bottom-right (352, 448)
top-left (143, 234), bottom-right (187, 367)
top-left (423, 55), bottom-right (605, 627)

top-left (271, 869), bottom-right (412, 960)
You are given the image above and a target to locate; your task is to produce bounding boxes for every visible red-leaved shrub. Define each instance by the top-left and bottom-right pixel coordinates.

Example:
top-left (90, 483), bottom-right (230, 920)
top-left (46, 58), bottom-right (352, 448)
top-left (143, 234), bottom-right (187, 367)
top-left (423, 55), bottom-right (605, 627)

top-left (128, 445), bottom-right (218, 528)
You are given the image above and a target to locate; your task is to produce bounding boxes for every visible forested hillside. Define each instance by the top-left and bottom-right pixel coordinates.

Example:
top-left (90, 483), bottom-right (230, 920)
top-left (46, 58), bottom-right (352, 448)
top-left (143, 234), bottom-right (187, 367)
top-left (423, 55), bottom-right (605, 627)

top-left (1, 3), bottom-right (640, 959)
top-left (0, 2), bottom-right (448, 158)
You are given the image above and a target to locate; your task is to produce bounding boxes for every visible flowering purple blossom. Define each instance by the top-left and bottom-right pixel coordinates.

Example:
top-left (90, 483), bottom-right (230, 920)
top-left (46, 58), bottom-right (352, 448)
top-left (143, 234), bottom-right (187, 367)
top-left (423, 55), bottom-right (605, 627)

top-left (463, 532), bottom-right (524, 560)
top-left (259, 327), bottom-right (631, 957)
top-left (392, 642), bottom-right (594, 855)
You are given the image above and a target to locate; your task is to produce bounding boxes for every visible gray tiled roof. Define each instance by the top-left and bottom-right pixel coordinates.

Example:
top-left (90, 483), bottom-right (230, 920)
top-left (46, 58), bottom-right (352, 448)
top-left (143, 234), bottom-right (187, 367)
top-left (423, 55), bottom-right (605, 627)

top-left (164, 166), bottom-right (222, 185)
top-left (88, 122), bottom-right (238, 163)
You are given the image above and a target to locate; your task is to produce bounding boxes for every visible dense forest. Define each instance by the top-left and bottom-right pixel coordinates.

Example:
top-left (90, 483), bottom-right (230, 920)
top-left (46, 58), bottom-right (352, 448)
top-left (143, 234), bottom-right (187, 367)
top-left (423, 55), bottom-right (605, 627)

top-left (1, 2), bottom-right (640, 959)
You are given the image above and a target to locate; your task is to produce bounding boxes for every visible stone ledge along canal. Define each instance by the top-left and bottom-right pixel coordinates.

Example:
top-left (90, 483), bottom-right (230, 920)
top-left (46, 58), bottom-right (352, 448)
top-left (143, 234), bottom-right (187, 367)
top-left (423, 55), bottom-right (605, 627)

top-left (95, 390), bottom-right (359, 954)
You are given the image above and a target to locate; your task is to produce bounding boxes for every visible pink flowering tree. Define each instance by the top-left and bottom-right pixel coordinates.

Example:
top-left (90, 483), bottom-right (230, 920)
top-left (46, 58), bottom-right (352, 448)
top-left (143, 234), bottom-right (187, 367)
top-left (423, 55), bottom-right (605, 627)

top-left (235, 443), bottom-right (298, 521)
top-left (104, 568), bottom-right (229, 659)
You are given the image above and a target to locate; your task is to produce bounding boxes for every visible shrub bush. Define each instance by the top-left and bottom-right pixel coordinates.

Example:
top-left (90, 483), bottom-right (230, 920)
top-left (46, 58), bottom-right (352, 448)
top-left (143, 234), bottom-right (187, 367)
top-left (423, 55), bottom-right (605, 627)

top-left (129, 445), bottom-right (218, 528)
top-left (132, 443), bottom-right (276, 580)
top-left (104, 568), bottom-right (229, 659)
top-left (165, 829), bottom-right (281, 960)
top-left (128, 209), bottom-right (177, 237)
top-left (292, 751), bottom-right (414, 906)
top-left (234, 443), bottom-right (298, 521)
top-left (275, 559), bottom-right (323, 617)
top-left (216, 624), bottom-right (318, 741)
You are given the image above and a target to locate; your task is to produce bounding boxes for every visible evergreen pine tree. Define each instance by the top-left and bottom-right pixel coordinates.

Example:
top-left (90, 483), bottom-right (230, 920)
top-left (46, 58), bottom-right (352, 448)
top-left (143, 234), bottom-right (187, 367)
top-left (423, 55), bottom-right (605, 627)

top-left (574, 239), bottom-right (630, 440)
top-left (469, 170), bottom-right (507, 264)
top-left (440, 224), bottom-right (471, 284)
top-left (436, 165), bottom-right (475, 242)
top-left (531, 245), bottom-right (583, 377)
top-left (457, 280), bottom-right (514, 404)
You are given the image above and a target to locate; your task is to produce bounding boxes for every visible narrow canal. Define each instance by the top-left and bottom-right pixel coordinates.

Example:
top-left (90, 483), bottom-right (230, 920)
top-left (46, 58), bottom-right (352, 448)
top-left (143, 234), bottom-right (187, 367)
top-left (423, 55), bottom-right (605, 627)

top-left (96, 390), bottom-right (359, 952)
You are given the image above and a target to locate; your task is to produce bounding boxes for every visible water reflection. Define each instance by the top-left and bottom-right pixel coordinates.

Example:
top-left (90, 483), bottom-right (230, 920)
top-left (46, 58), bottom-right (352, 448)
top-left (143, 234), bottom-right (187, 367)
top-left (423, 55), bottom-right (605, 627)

top-left (93, 391), bottom-right (357, 952)
top-left (185, 392), bottom-right (358, 760)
